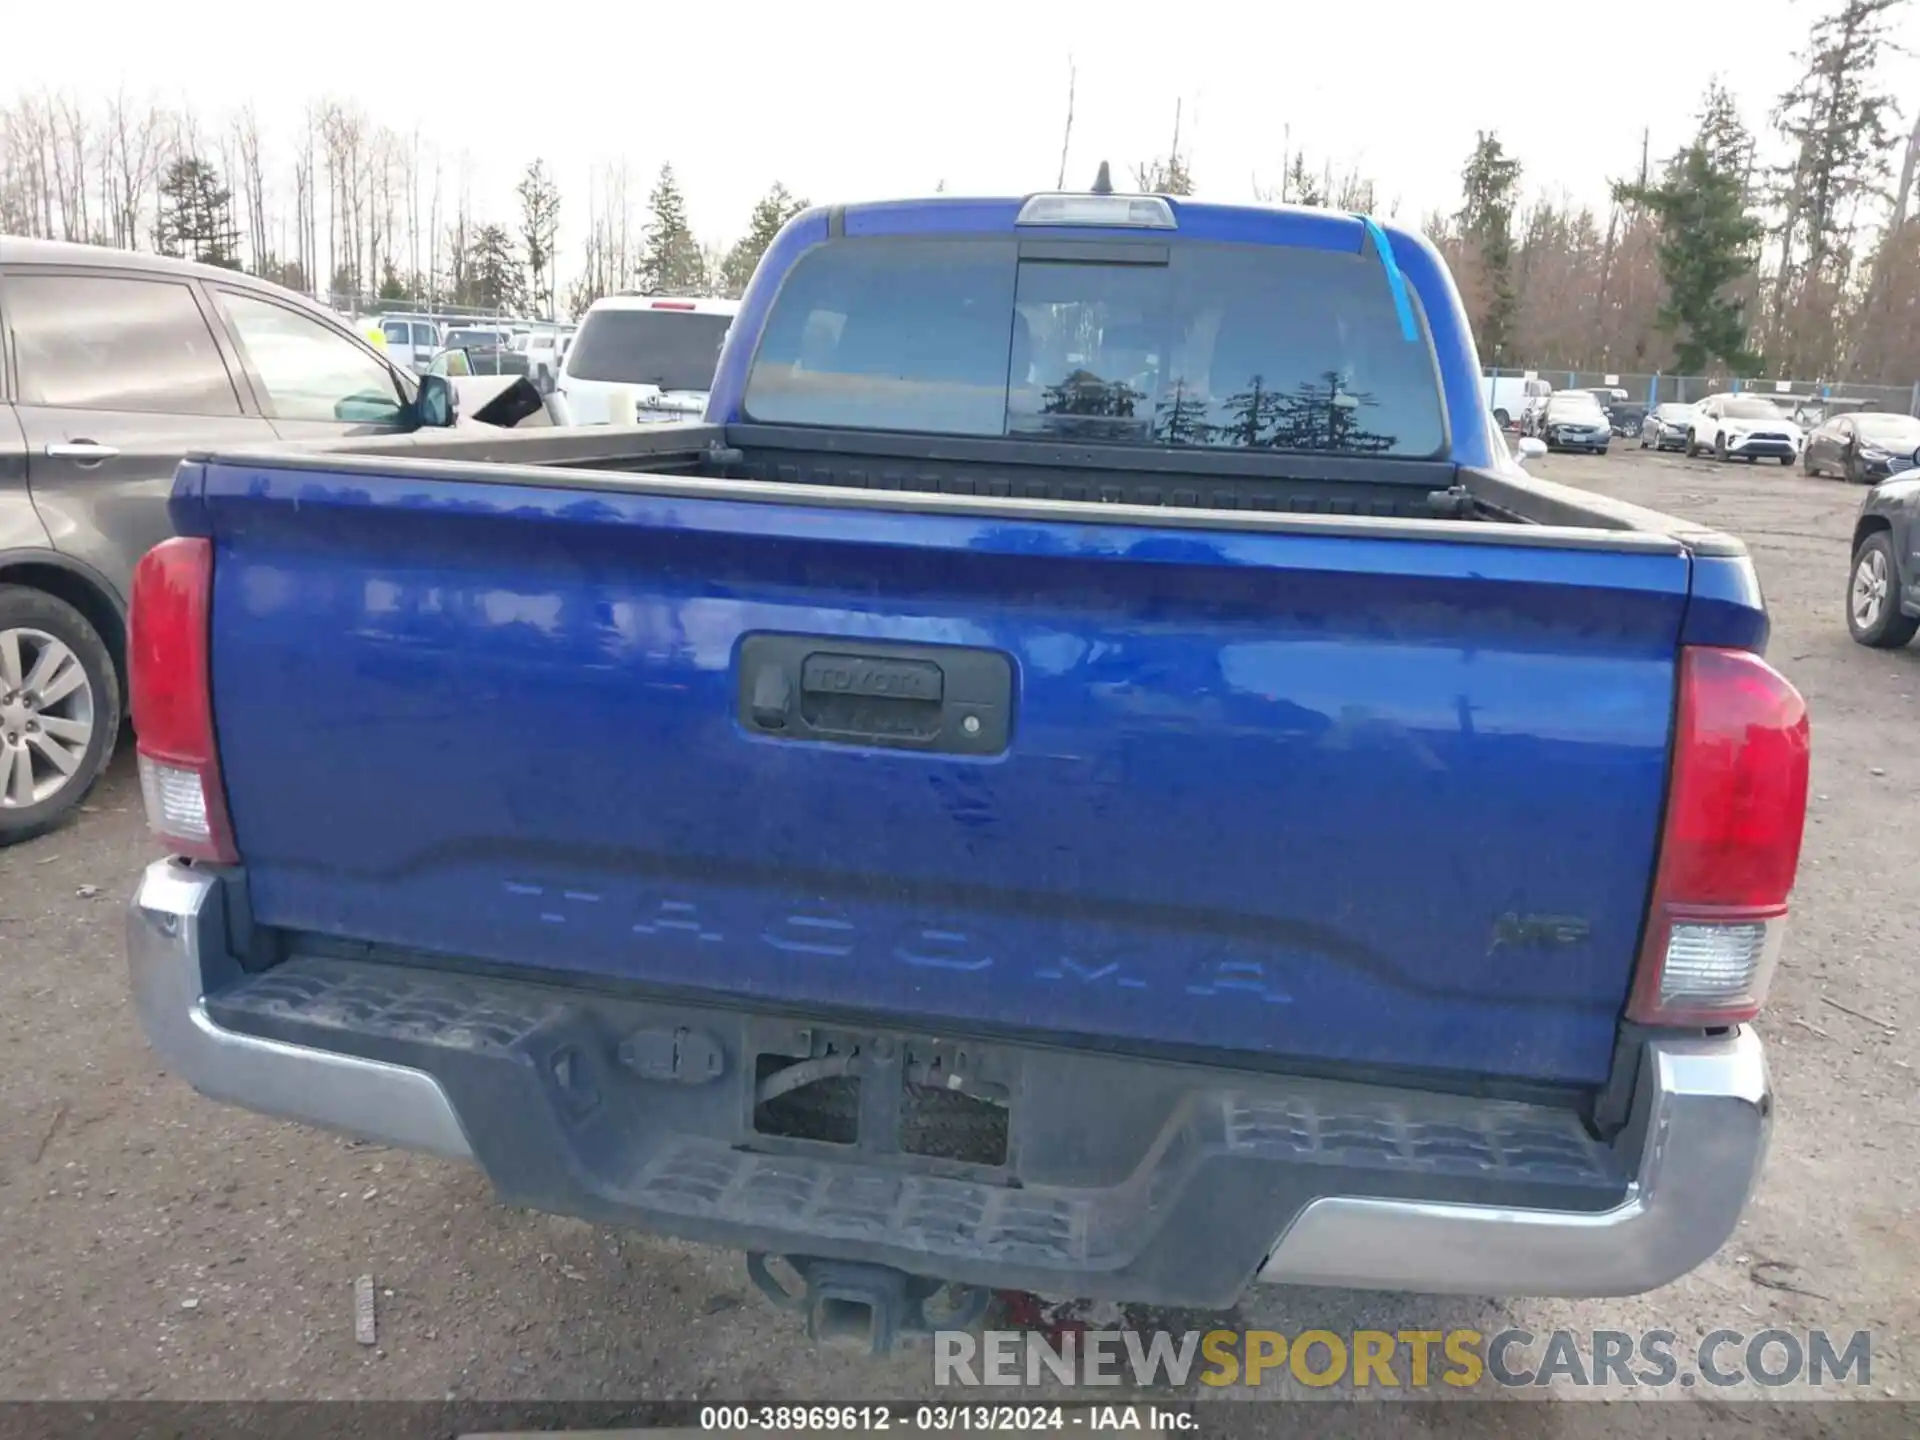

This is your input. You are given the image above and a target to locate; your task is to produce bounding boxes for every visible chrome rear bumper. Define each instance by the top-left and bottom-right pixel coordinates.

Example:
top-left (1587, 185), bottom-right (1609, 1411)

top-left (1258, 1029), bottom-right (1769, 1295)
top-left (130, 858), bottom-right (1770, 1300)
top-left (127, 860), bottom-right (472, 1160)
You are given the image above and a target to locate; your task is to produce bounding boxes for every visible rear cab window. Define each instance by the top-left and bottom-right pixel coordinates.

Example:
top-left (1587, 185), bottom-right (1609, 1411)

top-left (742, 237), bottom-right (1446, 456)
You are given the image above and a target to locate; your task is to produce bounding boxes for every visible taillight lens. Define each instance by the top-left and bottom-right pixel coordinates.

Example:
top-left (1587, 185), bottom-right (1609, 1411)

top-left (129, 537), bottom-right (237, 863)
top-left (1627, 646), bottom-right (1809, 1026)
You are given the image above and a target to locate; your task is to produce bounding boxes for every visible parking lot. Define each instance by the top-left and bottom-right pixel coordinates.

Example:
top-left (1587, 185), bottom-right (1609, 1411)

top-left (1, 443), bottom-right (1915, 1410)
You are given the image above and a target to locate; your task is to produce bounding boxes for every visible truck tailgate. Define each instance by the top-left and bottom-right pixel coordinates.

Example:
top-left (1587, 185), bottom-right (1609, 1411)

top-left (194, 459), bottom-right (1689, 1085)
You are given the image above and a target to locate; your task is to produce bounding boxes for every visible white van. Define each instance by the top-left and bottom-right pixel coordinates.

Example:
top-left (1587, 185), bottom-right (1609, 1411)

top-left (378, 314), bottom-right (445, 374)
top-left (553, 295), bottom-right (738, 425)
top-left (1482, 374), bottom-right (1552, 431)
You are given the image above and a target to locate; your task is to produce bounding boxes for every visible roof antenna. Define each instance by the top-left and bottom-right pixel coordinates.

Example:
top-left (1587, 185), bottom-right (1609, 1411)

top-left (1090, 161), bottom-right (1114, 195)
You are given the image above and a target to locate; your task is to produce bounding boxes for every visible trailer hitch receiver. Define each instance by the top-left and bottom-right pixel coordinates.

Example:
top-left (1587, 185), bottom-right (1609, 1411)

top-left (746, 1253), bottom-right (990, 1356)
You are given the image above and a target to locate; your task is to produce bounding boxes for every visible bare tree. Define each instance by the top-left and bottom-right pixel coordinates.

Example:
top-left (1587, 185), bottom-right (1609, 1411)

top-left (1055, 56), bottom-right (1076, 190)
top-left (318, 101), bottom-right (369, 301)
top-left (1845, 111), bottom-right (1920, 377)
top-left (102, 92), bottom-right (162, 248)
top-left (172, 103), bottom-right (201, 172)
top-left (426, 145), bottom-right (443, 307)
top-left (11, 96), bottom-right (57, 237)
top-left (1585, 131), bottom-right (1646, 364)
top-left (293, 103), bottom-right (321, 294)
top-left (442, 152), bottom-right (473, 305)
top-left (368, 126), bottom-right (402, 295)
top-left (231, 105), bottom-right (269, 272)
top-left (1132, 100), bottom-right (1193, 195)
top-left (406, 130), bottom-right (423, 297)
top-left (614, 160), bottom-right (633, 289)
top-left (516, 158), bottom-right (562, 316)
top-left (0, 105), bottom-right (32, 235)
top-left (49, 95), bottom-right (90, 241)
top-left (215, 122), bottom-right (241, 261)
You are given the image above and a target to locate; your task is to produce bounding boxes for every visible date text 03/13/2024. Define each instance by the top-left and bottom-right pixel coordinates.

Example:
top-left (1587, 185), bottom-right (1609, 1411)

top-left (694, 1406), bottom-right (1194, 1432)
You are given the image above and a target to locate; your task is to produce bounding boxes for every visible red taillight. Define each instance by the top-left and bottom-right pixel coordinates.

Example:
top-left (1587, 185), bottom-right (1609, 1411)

top-left (650, 300), bottom-right (696, 310)
top-left (1627, 646), bottom-right (1809, 1027)
top-left (129, 537), bottom-right (237, 863)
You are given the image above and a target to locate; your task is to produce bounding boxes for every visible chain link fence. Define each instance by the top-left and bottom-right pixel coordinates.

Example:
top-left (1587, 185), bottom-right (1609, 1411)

top-left (1485, 367), bottom-right (1920, 417)
top-left (323, 294), bottom-right (528, 325)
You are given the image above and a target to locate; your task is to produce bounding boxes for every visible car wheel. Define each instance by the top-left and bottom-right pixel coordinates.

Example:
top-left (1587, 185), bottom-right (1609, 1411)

top-left (0, 586), bottom-right (122, 846)
top-left (1847, 533), bottom-right (1920, 649)
top-left (1493, 409), bottom-right (1510, 430)
top-left (1803, 450), bottom-right (1817, 477)
top-left (1714, 432), bottom-right (1729, 461)
top-left (1777, 454), bottom-right (1793, 467)
top-left (1685, 431), bottom-right (1699, 458)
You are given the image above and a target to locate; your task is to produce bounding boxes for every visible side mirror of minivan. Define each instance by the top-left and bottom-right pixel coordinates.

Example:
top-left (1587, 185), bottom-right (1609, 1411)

top-left (1516, 437), bottom-right (1548, 461)
top-left (416, 372), bottom-right (460, 429)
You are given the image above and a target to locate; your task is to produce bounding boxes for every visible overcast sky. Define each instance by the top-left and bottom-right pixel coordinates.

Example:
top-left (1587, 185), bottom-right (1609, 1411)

top-left (10, 0), bottom-right (1920, 257)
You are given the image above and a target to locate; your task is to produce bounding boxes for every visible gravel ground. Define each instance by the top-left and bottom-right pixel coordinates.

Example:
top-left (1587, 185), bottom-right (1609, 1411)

top-left (1, 445), bottom-right (1914, 1418)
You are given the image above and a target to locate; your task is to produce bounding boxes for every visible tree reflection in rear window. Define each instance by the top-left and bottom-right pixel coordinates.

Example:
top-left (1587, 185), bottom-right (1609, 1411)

top-left (743, 236), bottom-right (1446, 457)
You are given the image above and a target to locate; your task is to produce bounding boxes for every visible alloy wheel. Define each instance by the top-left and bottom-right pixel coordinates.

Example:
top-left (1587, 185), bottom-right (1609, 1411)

top-left (1852, 548), bottom-right (1890, 632)
top-left (0, 627), bottom-right (96, 809)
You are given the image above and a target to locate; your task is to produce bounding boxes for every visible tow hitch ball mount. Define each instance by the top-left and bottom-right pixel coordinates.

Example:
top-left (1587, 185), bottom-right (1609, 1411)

top-left (746, 1253), bottom-right (992, 1356)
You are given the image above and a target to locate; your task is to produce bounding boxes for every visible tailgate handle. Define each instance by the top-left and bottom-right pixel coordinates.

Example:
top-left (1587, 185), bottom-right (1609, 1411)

top-left (737, 636), bottom-right (1012, 755)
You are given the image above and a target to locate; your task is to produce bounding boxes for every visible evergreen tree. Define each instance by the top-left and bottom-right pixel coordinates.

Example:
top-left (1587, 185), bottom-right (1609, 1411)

top-left (468, 223), bottom-right (524, 312)
top-left (1273, 373), bottom-right (1392, 453)
top-left (154, 156), bottom-right (241, 269)
top-left (1766, 0), bottom-right (1904, 374)
top-left (1218, 374), bottom-right (1288, 446)
top-left (1615, 83), bottom-right (1763, 375)
top-left (719, 182), bottom-right (809, 298)
top-left (1283, 153), bottom-right (1325, 208)
top-left (638, 163), bottom-right (707, 296)
top-left (1153, 380), bottom-right (1213, 446)
top-left (1455, 132), bottom-right (1521, 361)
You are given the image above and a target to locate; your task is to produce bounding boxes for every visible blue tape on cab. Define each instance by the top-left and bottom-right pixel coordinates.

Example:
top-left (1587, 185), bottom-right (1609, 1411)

top-left (1357, 214), bottom-right (1418, 343)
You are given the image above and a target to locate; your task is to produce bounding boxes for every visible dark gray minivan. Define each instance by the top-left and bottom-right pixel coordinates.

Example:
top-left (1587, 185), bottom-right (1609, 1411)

top-left (0, 239), bottom-right (480, 842)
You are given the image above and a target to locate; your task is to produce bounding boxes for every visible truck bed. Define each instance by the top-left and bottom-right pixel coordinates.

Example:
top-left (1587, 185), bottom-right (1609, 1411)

top-left (314, 419), bottom-right (1751, 546)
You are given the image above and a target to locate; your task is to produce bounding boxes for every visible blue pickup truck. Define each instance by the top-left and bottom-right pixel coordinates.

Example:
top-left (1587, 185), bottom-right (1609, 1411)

top-left (124, 189), bottom-right (1808, 1350)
